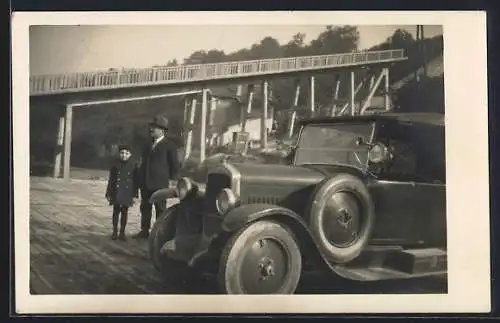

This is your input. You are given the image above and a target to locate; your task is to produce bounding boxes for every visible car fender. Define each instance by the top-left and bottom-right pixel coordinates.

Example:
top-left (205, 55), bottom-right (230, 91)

top-left (149, 187), bottom-right (178, 204)
top-left (221, 203), bottom-right (308, 232)
top-left (220, 203), bottom-right (336, 272)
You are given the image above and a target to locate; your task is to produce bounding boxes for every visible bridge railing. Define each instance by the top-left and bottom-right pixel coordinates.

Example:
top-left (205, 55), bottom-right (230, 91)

top-left (29, 49), bottom-right (406, 95)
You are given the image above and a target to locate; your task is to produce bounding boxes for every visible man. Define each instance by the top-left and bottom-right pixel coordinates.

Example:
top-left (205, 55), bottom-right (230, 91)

top-left (133, 114), bottom-right (180, 239)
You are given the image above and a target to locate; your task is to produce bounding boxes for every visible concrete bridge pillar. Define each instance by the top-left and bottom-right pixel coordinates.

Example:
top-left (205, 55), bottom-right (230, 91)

top-left (241, 84), bottom-right (254, 132)
top-left (52, 104), bottom-right (73, 180)
top-left (260, 80), bottom-right (268, 150)
top-left (52, 105), bottom-right (65, 178)
top-left (384, 67), bottom-right (390, 111)
top-left (199, 89), bottom-right (208, 163)
top-left (350, 71), bottom-right (356, 116)
top-left (62, 105), bottom-right (73, 180)
top-left (309, 76), bottom-right (315, 117)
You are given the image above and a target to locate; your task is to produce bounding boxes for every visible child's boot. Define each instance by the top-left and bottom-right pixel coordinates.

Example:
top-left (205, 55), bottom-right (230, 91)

top-left (119, 229), bottom-right (126, 241)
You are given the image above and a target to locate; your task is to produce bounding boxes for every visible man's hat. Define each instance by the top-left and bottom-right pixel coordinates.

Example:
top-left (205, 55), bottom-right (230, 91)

top-left (149, 114), bottom-right (169, 130)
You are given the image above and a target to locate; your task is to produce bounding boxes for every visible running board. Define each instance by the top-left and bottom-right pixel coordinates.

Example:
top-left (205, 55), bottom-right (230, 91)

top-left (332, 247), bottom-right (447, 282)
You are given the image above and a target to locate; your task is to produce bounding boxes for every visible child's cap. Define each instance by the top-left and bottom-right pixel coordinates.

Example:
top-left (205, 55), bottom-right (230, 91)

top-left (118, 144), bottom-right (132, 153)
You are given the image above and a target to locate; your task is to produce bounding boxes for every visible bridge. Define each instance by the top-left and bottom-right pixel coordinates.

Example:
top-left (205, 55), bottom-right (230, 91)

top-left (29, 49), bottom-right (407, 179)
top-left (30, 49), bottom-right (405, 96)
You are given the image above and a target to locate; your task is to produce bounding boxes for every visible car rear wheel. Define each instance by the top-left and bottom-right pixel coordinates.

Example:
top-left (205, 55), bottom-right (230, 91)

top-left (218, 220), bottom-right (302, 294)
top-left (308, 174), bottom-right (375, 264)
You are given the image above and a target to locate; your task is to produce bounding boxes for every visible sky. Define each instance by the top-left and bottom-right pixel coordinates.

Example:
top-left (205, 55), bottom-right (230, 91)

top-left (29, 25), bottom-right (443, 76)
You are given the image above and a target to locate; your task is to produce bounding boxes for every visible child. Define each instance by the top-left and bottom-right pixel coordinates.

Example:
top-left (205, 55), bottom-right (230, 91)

top-left (105, 144), bottom-right (139, 241)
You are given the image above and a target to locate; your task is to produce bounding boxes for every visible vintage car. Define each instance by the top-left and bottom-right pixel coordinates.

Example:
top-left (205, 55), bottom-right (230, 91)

top-left (148, 112), bottom-right (447, 294)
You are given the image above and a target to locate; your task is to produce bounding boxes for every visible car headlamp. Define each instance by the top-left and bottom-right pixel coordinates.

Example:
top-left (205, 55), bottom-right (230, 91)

top-left (176, 177), bottom-right (193, 200)
top-left (216, 188), bottom-right (238, 215)
top-left (368, 143), bottom-right (391, 164)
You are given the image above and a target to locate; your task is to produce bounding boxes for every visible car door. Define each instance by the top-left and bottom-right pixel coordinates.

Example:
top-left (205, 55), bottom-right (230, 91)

top-left (368, 179), bottom-right (446, 247)
top-left (366, 122), bottom-right (447, 247)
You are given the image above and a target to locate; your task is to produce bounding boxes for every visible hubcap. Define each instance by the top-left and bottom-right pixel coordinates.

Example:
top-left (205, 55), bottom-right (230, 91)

top-left (322, 191), bottom-right (362, 247)
top-left (239, 238), bottom-right (289, 294)
top-left (258, 257), bottom-right (275, 280)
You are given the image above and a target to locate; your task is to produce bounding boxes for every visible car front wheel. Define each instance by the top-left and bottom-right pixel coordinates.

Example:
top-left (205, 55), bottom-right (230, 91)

top-left (148, 204), bottom-right (193, 283)
top-left (218, 220), bottom-right (302, 294)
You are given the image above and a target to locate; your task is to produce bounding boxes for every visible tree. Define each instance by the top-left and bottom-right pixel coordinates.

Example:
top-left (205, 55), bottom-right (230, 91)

top-left (256, 37), bottom-right (283, 58)
top-left (388, 29), bottom-right (415, 50)
top-left (183, 50), bottom-right (208, 65)
top-left (166, 59), bottom-right (179, 67)
top-left (283, 32), bottom-right (306, 57)
top-left (183, 49), bottom-right (226, 64)
top-left (308, 25), bottom-right (359, 55)
top-left (204, 49), bottom-right (226, 63)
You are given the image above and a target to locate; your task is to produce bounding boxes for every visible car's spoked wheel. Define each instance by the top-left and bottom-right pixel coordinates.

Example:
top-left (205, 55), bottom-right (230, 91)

top-left (218, 220), bottom-right (302, 294)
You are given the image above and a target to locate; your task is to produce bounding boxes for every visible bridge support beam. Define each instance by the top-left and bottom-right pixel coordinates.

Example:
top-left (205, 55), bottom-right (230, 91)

top-left (293, 79), bottom-right (300, 107)
top-left (331, 75), bottom-right (341, 116)
top-left (183, 99), bottom-right (189, 129)
top-left (241, 84), bottom-right (254, 132)
top-left (261, 80), bottom-right (268, 151)
top-left (288, 79), bottom-right (300, 137)
top-left (236, 85), bottom-right (244, 130)
top-left (62, 105), bottom-right (73, 180)
top-left (208, 96), bottom-right (217, 147)
top-left (350, 71), bottom-right (356, 116)
top-left (360, 68), bottom-right (389, 115)
top-left (184, 96), bottom-right (197, 161)
top-left (199, 89), bottom-right (208, 163)
top-left (309, 76), bottom-right (315, 117)
top-left (53, 106), bottom-right (65, 178)
top-left (338, 72), bottom-right (365, 116)
top-left (384, 67), bottom-right (390, 111)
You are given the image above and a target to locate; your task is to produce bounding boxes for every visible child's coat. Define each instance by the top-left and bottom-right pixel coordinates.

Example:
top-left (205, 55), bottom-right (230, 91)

top-left (106, 159), bottom-right (139, 207)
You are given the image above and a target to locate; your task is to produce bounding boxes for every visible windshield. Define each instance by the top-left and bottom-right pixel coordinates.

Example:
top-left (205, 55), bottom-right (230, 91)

top-left (294, 122), bottom-right (375, 169)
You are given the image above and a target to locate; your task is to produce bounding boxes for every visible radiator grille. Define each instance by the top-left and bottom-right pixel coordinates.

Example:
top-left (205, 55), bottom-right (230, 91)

top-left (247, 196), bottom-right (280, 205)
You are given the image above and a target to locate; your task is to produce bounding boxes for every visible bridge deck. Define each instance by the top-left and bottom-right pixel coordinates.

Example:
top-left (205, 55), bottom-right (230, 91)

top-left (30, 49), bottom-right (406, 96)
top-left (28, 175), bottom-right (445, 295)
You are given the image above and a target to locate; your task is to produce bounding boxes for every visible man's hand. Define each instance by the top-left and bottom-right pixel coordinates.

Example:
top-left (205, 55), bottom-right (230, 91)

top-left (169, 180), bottom-right (178, 188)
top-left (132, 197), bottom-right (138, 206)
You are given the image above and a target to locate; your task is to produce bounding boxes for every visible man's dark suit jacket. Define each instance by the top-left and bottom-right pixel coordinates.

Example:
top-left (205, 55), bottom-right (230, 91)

top-left (139, 137), bottom-right (180, 192)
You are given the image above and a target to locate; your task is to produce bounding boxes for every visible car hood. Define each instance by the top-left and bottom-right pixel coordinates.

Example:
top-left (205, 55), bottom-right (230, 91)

top-left (183, 151), bottom-right (292, 183)
top-left (229, 163), bottom-right (325, 213)
top-left (232, 162), bottom-right (324, 186)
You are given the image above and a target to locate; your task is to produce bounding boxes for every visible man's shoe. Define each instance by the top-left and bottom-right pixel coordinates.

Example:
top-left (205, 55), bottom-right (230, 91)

top-left (111, 231), bottom-right (118, 240)
top-left (119, 232), bottom-right (127, 241)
